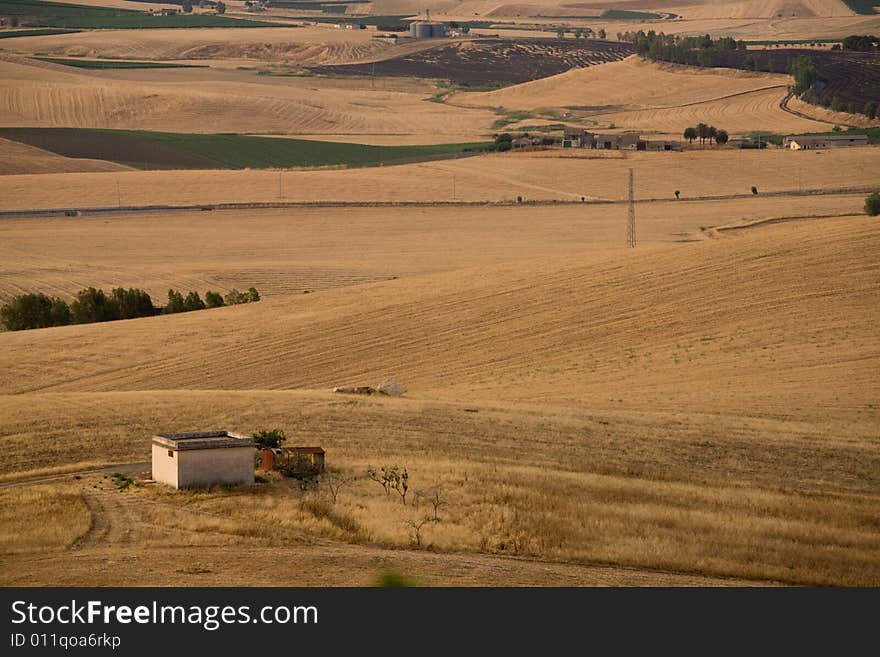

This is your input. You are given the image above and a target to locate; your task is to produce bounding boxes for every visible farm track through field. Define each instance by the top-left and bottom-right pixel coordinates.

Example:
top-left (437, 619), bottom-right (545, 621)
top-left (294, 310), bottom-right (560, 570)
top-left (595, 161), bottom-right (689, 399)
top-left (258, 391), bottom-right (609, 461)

top-left (779, 90), bottom-right (861, 129)
top-left (0, 184), bottom-right (873, 219)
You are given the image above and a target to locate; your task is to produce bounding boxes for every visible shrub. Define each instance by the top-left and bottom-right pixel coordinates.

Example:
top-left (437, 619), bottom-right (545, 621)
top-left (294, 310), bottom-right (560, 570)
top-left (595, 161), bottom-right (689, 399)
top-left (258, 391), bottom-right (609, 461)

top-left (864, 101), bottom-right (878, 120)
top-left (205, 291), bottom-right (225, 308)
top-left (1, 293), bottom-right (71, 331)
top-left (751, 186), bottom-right (758, 195)
top-left (247, 287), bottom-right (261, 302)
top-left (71, 287), bottom-right (120, 324)
top-left (254, 428), bottom-right (285, 448)
top-left (865, 192), bottom-right (880, 216)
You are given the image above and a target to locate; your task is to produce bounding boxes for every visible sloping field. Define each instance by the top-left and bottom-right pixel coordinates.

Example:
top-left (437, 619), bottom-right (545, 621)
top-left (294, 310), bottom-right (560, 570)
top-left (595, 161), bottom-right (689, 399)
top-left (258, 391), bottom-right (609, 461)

top-left (454, 56), bottom-right (836, 135)
top-left (1, 147), bottom-right (876, 209)
top-left (0, 58), bottom-right (495, 137)
top-left (664, 0), bottom-right (859, 18)
top-left (0, 216), bottom-right (878, 585)
top-left (455, 57), bottom-right (792, 111)
top-left (0, 194), bottom-right (866, 303)
top-left (0, 25), bottom-right (402, 62)
top-left (1, 214), bottom-right (876, 415)
top-left (0, 136), bottom-right (129, 174)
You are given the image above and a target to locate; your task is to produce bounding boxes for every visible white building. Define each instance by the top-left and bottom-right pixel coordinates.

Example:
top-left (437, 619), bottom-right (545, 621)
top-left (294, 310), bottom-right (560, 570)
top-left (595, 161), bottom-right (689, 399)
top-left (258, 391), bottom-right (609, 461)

top-left (152, 431), bottom-right (256, 489)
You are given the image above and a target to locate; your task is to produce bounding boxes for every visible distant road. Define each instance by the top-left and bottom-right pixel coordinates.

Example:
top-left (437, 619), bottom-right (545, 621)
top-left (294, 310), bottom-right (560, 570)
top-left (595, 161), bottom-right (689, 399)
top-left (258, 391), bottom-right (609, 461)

top-left (0, 462), bottom-right (150, 489)
top-left (0, 185), bottom-right (874, 220)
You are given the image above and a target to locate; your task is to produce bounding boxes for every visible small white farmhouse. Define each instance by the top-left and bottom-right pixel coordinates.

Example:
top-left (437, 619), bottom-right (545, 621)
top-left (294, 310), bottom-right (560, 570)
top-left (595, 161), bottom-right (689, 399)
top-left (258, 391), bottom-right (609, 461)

top-left (151, 431), bottom-right (256, 489)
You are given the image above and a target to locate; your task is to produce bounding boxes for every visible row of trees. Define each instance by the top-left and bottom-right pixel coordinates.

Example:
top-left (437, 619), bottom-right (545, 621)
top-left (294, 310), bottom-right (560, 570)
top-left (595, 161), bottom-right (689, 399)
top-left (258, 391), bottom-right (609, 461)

top-left (1, 286), bottom-right (261, 331)
top-left (0, 287), bottom-right (155, 331)
top-left (556, 27), bottom-right (606, 40)
top-left (683, 124), bottom-right (729, 145)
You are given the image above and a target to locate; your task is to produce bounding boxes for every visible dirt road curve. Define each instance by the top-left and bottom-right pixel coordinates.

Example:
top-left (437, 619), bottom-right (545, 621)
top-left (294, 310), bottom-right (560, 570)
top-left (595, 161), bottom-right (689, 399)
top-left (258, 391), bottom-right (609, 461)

top-left (0, 462), bottom-right (150, 489)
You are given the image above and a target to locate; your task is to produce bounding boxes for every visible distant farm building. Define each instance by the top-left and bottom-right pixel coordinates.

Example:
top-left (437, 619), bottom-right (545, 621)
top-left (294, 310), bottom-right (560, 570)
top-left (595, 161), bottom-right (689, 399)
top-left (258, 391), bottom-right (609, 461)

top-left (410, 21), bottom-right (446, 39)
top-left (563, 127), bottom-right (593, 148)
top-left (150, 8), bottom-right (178, 15)
top-left (783, 134), bottom-right (868, 150)
top-left (561, 131), bottom-right (680, 151)
top-left (644, 139), bottom-right (683, 151)
top-left (152, 431), bottom-right (256, 489)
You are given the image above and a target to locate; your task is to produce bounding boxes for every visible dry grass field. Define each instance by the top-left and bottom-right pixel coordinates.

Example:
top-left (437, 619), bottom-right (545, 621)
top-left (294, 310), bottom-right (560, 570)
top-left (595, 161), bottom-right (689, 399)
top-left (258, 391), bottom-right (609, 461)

top-left (1, 147), bottom-right (877, 209)
top-left (0, 193), bottom-right (868, 303)
top-left (0, 213), bottom-right (877, 586)
top-left (1, 5), bottom-right (878, 587)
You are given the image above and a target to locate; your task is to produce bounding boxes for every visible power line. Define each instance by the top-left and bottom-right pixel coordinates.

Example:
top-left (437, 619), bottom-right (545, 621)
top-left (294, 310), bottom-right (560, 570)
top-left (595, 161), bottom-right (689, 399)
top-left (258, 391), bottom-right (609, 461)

top-left (626, 168), bottom-right (636, 248)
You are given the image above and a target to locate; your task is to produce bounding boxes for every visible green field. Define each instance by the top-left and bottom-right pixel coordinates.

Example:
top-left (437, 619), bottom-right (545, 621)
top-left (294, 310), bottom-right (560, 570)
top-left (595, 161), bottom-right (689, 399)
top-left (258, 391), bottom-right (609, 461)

top-left (34, 57), bottom-right (207, 69)
top-left (600, 9), bottom-right (662, 20)
top-left (0, 0), bottom-right (286, 28)
top-left (0, 128), bottom-right (493, 170)
top-left (0, 28), bottom-right (79, 38)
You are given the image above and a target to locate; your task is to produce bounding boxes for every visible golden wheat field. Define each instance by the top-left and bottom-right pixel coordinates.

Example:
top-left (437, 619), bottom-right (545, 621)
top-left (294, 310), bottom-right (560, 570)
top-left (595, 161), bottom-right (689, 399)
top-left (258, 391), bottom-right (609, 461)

top-left (0, 212), bottom-right (878, 586)
top-left (453, 56), bottom-right (880, 136)
top-left (0, 57), bottom-right (493, 138)
top-left (1, 147), bottom-right (877, 209)
top-left (1, 2), bottom-right (879, 588)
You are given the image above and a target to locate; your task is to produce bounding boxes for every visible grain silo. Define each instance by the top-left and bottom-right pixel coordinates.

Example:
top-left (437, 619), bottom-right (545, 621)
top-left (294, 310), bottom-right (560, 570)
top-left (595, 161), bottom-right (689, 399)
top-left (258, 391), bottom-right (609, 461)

top-left (409, 20), bottom-right (445, 39)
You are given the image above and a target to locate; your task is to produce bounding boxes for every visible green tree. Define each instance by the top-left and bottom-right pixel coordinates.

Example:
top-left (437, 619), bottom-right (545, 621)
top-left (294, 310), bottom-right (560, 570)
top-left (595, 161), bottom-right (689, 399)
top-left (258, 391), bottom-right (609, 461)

top-left (165, 289), bottom-right (186, 314)
top-left (247, 287), bottom-right (261, 302)
top-left (71, 287), bottom-right (120, 324)
top-left (254, 428), bottom-right (285, 448)
top-left (49, 297), bottom-right (72, 327)
top-left (788, 55), bottom-right (817, 95)
top-left (205, 290), bottom-right (225, 308)
top-left (183, 291), bottom-right (206, 312)
top-left (696, 122), bottom-right (710, 144)
top-left (597, 28), bottom-right (606, 39)
top-left (556, 28), bottom-right (565, 39)
top-left (182, 0), bottom-right (193, 12)
top-left (831, 96), bottom-right (844, 112)
top-left (1, 293), bottom-right (70, 331)
top-left (216, 1), bottom-right (226, 13)
top-left (683, 127), bottom-right (697, 143)
top-left (866, 192), bottom-right (880, 217)
top-left (864, 101), bottom-right (878, 120)
top-left (715, 129), bottom-right (729, 145)
top-left (112, 287), bottom-right (154, 320)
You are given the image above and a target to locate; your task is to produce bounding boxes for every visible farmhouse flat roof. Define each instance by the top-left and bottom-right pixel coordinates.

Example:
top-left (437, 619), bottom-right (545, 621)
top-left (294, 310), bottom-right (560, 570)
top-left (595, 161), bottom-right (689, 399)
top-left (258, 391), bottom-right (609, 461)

top-left (153, 431), bottom-right (255, 451)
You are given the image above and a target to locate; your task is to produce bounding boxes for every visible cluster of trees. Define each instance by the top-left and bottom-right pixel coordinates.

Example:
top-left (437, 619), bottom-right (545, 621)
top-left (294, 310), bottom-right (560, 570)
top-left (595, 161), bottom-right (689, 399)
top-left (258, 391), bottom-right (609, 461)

top-left (0, 287), bottom-right (155, 331)
top-left (683, 124), bottom-right (728, 145)
top-left (619, 31), bottom-right (746, 67)
top-left (841, 35), bottom-right (879, 52)
top-left (164, 287), bottom-right (259, 314)
top-left (2, 285), bottom-right (261, 331)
